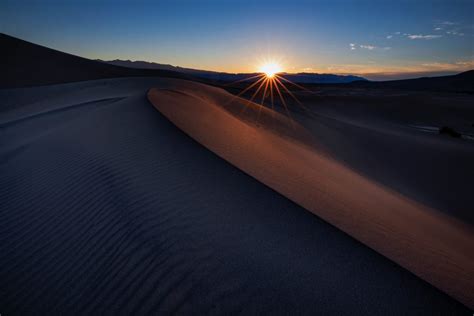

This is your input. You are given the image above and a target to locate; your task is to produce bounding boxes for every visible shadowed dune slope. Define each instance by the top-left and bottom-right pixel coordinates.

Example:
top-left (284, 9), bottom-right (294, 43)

top-left (148, 81), bottom-right (474, 308)
top-left (0, 78), bottom-right (471, 314)
top-left (0, 33), bottom-right (188, 88)
top-left (291, 91), bottom-right (474, 225)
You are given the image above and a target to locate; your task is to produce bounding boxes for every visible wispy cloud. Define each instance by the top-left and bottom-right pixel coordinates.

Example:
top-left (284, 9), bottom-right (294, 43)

top-left (320, 58), bottom-right (473, 80)
top-left (433, 20), bottom-right (469, 37)
top-left (388, 20), bottom-right (470, 41)
top-left (446, 30), bottom-right (465, 36)
top-left (421, 59), bottom-right (474, 70)
top-left (360, 44), bottom-right (376, 50)
top-left (385, 32), bottom-right (402, 39)
top-left (440, 21), bottom-right (457, 26)
top-left (407, 34), bottom-right (442, 40)
top-left (385, 31), bottom-right (441, 40)
top-left (350, 43), bottom-right (391, 51)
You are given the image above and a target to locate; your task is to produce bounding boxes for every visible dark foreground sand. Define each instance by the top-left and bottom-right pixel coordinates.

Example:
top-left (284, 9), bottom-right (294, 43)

top-left (0, 78), bottom-right (471, 314)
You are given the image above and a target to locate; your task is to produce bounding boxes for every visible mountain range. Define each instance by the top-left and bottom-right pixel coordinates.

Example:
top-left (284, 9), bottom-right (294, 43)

top-left (97, 59), bottom-right (367, 84)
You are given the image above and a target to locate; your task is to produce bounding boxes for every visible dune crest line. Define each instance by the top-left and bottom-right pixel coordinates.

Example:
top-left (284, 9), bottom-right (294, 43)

top-left (148, 83), bottom-right (474, 308)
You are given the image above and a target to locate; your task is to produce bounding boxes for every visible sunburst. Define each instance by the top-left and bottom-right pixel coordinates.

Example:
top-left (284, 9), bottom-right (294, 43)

top-left (259, 62), bottom-right (282, 78)
top-left (228, 60), bottom-right (309, 122)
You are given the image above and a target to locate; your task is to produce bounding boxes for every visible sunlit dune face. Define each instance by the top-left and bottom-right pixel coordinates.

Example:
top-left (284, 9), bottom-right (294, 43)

top-left (259, 62), bottom-right (282, 78)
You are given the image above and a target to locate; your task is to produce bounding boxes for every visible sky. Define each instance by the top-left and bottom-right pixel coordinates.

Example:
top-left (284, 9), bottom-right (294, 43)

top-left (1, 0), bottom-right (473, 80)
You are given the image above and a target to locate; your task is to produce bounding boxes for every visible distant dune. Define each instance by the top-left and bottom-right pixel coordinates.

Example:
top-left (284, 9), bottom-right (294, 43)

top-left (347, 70), bottom-right (474, 93)
top-left (0, 33), bottom-right (188, 88)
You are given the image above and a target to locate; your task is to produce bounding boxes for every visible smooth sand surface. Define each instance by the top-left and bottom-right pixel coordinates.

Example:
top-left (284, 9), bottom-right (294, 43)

top-left (148, 81), bottom-right (474, 308)
top-left (0, 77), bottom-right (471, 314)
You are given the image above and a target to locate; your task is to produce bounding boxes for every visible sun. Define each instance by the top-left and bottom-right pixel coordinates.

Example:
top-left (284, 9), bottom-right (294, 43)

top-left (229, 58), bottom-right (307, 122)
top-left (259, 62), bottom-right (282, 78)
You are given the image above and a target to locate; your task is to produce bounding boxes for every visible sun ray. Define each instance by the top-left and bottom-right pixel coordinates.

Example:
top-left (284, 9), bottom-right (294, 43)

top-left (261, 77), bottom-right (270, 105)
top-left (269, 77), bottom-right (274, 112)
top-left (275, 74), bottom-right (311, 92)
top-left (274, 76), bottom-right (301, 105)
top-left (225, 75), bottom-right (266, 108)
top-left (272, 76), bottom-right (295, 128)
top-left (274, 76), bottom-right (314, 116)
top-left (241, 76), bottom-right (268, 114)
top-left (257, 78), bottom-right (270, 122)
top-left (224, 73), bottom-right (265, 86)
top-left (232, 75), bottom-right (266, 99)
top-left (273, 76), bottom-right (313, 113)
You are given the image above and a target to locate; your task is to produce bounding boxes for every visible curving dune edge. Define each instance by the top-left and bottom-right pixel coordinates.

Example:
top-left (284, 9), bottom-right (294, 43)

top-left (148, 82), bottom-right (474, 308)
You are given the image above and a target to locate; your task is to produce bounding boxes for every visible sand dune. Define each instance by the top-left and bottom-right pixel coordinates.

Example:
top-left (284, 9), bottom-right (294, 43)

top-left (0, 77), bottom-right (470, 314)
top-left (148, 81), bottom-right (474, 308)
top-left (0, 33), bottom-right (188, 88)
top-left (290, 90), bottom-right (474, 224)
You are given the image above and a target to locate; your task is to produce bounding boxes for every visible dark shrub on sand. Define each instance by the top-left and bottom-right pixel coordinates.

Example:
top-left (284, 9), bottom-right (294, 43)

top-left (439, 126), bottom-right (462, 138)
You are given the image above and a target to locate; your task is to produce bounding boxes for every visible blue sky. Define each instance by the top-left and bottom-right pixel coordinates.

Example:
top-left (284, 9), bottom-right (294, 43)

top-left (1, 0), bottom-right (473, 79)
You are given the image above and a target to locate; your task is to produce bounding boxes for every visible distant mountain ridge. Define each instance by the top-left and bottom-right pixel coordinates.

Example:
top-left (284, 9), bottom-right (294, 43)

top-left (98, 59), bottom-right (367, 84)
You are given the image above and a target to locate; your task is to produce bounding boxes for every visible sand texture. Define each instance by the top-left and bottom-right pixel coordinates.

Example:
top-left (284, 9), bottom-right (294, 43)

top-left (0, 77), bottom-right (471, 314)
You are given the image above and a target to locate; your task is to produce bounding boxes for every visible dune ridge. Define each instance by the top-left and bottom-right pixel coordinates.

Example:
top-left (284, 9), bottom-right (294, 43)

top-left (148, 82), bottom-right (474, 308)
top-left (0, 33), bottom-right (188, 88)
